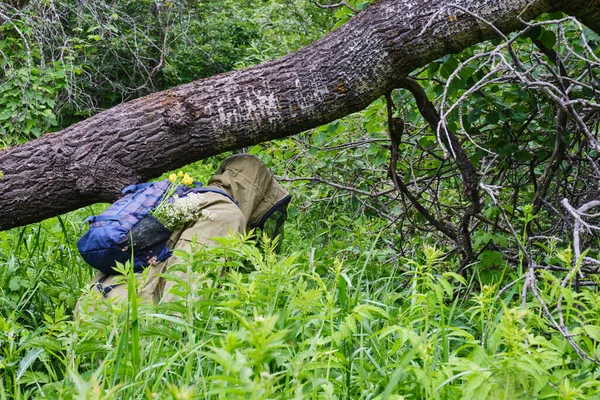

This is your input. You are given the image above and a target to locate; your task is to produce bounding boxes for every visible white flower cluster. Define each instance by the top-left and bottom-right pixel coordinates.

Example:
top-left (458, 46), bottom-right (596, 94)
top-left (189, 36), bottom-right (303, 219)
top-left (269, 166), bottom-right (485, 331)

top-left (160, 192), bottom-right (217, 231)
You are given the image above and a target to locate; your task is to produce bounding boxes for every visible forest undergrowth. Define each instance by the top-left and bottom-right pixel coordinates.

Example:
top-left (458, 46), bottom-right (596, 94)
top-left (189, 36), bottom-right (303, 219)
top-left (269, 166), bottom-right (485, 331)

top-left (1, 172), bottom-right (599, 399)
top-left (2, 0), bottom-right (600, 398)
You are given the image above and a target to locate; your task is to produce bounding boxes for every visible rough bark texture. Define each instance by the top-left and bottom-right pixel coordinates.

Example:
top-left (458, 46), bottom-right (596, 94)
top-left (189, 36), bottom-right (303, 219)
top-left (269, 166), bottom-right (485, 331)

top-left (0, 0), bottom-right (598, 230)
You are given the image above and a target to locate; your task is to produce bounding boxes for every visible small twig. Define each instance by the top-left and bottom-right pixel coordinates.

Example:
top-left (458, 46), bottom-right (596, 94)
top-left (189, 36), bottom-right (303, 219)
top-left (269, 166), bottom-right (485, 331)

top-left (279, 176), bottom-right (397, 199)
top-left (313, 0), bottom-right (358, 13)
top-left (525, 264), bottom-right (599, 363)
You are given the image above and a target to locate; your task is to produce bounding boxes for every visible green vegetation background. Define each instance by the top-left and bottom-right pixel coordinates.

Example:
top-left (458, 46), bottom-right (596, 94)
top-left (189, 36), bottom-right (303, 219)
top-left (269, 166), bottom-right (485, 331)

top-left (1, 0), bottom-right (599, 398)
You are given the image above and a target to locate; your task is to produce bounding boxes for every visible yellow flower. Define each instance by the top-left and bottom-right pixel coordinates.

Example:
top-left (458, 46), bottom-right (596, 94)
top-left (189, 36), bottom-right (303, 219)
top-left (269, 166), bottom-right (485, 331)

top-left (177, 171), bottom-right (184, 177)
top-left (168, 173), bottom-right (177, 183)
top-left (182, 174), bottom-right (194, 185)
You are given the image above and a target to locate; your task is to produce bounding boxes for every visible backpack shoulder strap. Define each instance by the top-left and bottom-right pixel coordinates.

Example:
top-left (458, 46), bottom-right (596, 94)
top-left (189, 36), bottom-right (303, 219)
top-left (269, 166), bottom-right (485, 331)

top-left (185, 187), bottom-right (239, 207)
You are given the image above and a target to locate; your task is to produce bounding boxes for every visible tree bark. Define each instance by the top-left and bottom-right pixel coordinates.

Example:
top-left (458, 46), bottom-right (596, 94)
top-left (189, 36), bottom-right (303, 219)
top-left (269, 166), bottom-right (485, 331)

top-left (0, 0), bottom-right (598, 230)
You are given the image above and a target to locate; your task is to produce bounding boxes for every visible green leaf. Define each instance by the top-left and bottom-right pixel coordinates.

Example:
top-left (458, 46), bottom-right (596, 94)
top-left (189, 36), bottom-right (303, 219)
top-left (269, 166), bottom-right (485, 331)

top-left (540, 29), bottom-right (557, 49)
top-left (353, 304), bottom-right (390, 320)
top-left (514, 150), bottom-right (532, 162)
top-left (334, 6), bottom-right (353, 18)
top-left (333, 16), bottom-right (351, 29)
top-left (484, 111), bottom-right (499, 125)
top-left (440, 55), bottom-right (459, 79)
top-left (312, 131), bottom-right (327, 145)
top-left (365, 119), bottom-right (382, 134)
top-left (374, 153), bottom-right (387, 166)
top-left (480, 250), bottom-right (503, 267)
top-left (248, 145), bottom-right (262, 155)
top-left (427, 62), bottom-right (440, 79)
top-left (8, 276), bottom-right (20, 291)
top-left (468, 107), bottom-right (483, 123)
top-left (447, 77), bottom-right (466, 95)
top-left (479, 268), bottom-right (504, 285)
top-left (490, 233), bottom-right (508, 248)
top-left (526, 26), bottom-right (542, 40)
top-left (356, 1), bottom-right (371, 11)
top-left (419, 136), bottom-right (435, 147)
top-left (459, 66), bottom-right (475, 80)
top-left (74, 341), bottom-right (110, 354)
top-left (17, 348), bottom-right (44, 381)
top-left (327, 121), bottom-right (340, 133)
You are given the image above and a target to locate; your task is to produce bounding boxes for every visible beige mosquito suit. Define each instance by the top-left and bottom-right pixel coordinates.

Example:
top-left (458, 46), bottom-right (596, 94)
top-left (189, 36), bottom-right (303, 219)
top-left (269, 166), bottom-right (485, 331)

top-left (84, 154), bottom-right (290, 303)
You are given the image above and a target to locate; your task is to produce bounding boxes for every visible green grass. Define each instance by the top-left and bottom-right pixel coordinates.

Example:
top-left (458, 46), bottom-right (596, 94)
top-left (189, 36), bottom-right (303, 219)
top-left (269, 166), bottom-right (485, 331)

top-left (1, 203), bottom-right (600, 399)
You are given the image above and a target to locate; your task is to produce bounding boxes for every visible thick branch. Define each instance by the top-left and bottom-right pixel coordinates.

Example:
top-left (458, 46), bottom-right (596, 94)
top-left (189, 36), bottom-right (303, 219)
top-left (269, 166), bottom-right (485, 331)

top-left (2, 0), bottom-right (596, 230)
top-left (385, 93), bottom-right (458, 241)
top-left (397, 78), bottom-right (480, 210)
top-left (554, 0), bottom-right (600, 34)
top-left (397, 77), bottom-right (480, 263)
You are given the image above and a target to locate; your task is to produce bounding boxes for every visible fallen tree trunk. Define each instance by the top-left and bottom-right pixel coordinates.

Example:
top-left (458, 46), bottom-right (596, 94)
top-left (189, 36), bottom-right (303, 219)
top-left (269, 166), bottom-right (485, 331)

top-left (0, 0), bottom-right (598, 230)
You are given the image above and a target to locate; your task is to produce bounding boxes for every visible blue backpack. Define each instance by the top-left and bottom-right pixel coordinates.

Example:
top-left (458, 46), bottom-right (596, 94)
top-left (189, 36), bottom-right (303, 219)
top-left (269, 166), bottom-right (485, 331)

top-left (77, 180), bottom-right (236, 275)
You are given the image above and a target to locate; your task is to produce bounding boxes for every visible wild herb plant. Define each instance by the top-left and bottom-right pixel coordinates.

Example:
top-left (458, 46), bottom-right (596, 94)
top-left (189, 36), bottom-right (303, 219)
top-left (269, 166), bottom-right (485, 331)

top-left (1, 206), bottom-right (599, 398)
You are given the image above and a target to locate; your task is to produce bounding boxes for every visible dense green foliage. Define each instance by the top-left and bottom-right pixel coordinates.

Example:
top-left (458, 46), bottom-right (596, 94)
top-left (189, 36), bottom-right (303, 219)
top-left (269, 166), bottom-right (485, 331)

top-left (0, 0), bottom-right (333, 144)
top-left (2, 198), bottom-right (600, 399)
top-left (1, 0), bottom-right (600, 398)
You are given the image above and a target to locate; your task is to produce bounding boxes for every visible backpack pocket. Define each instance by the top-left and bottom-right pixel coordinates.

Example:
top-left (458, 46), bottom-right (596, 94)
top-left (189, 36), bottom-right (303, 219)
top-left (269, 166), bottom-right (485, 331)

top-left (78, 224), bottom-right (132, 274)
top-left (129, 214), bottom-right (171, 249)
top-left (78, 220), bottom-right (172, 275)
